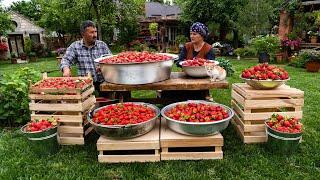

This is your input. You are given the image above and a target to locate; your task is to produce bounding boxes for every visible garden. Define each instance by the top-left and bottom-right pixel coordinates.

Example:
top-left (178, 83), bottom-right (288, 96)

top-left (1, 0), bottom-right (320, 179)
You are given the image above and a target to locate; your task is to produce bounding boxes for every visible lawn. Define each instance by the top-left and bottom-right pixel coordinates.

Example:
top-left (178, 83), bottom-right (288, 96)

top-left (0, 57), bottom-right (320, 179)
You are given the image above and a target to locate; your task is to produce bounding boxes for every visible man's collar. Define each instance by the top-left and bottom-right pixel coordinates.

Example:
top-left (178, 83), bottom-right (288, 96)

top-left (81, 39), bottom-right (97, 48)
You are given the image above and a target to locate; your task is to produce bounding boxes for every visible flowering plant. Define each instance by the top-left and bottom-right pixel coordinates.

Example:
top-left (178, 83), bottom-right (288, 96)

top-left (281, 37), bottom-right (301, 49)
top-left (307, 31), bottom-right (318, 36)
top-left (0, 42), bottom-right (8, 52)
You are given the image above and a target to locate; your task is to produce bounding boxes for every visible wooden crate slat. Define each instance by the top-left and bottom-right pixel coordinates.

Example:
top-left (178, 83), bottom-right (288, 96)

top-left (233, 83), bottom-right (304, 99)
top-left (98, 154), bottom-right (160, 163)
top-left (59, 137), bottom-right (84, 145)
top-left (82, 96), bottom-right (96, 112)
top-left (28, 86), bottom-right (95, 101)
top-left (161, 151), bottom-right (223, 161)
top-left (244, 98), bottom-right (304, 109)
top-left (243, 111), bottom-right (303, 121)
top-left (231, 90), bottom-right (245, 106)
top-left (29, 101), bottom-right (83, 112)
top-left (58, 126), bottom-right (83, 134)
top-left (232, 120), bottom-right (267, 143)
top-left (233, 113), bottom-right (264, 133)
top-left (31, 114), bottom-right (83, 123)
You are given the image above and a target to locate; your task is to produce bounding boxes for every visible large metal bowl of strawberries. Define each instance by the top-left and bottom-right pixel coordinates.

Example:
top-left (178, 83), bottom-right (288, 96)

top-left (95, 52), bottom-right (178, 85)
top-left (161, 100), bottom-right (234, 136)
top-left (179, 58), bottom-right (219, 77)
top-left (240, 64), bottom-right (290, 90)
top-left (87, 102), bottom-right (160, 139)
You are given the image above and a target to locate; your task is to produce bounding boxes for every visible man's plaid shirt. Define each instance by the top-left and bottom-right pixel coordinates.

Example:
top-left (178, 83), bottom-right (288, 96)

top-left (60, 40), bottom-right (111, 82)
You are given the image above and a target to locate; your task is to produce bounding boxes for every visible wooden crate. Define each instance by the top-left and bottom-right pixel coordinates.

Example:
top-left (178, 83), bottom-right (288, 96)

top-left (160, 120), bottom-right (223, 160)
top-left (231, 83), bottom-right (304, 144)
top-left (96, 120), bottom-right (160, 163)
top-left (29, 74), bottom-right (96, 145)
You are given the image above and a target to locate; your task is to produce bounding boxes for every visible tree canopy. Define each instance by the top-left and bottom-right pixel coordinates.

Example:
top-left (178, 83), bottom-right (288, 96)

top-left (0, 1), bottom-right (13, 35)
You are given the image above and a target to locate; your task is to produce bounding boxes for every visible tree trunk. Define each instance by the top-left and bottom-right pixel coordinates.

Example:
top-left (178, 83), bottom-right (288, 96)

top-left (233, 29), bottom-right (239, 49)
top-left (92, 0), bottom-right (103, 41)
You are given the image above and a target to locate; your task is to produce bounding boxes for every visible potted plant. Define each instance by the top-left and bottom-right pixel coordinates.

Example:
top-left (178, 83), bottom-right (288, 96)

top-left (11, 52), bottom-right (17, 64)
top-left (29, 52), bottom-right (37, 62)
top-left (251, 35), bottom-right (281, 63)
top-left (299, 49), bottom-right (320, 72)
top-left (0, 41), bottom-right (9, 60)
top-left (307, 31), bottom-right (318, 43)
top-left (148, 22), bottom-right (158, 37)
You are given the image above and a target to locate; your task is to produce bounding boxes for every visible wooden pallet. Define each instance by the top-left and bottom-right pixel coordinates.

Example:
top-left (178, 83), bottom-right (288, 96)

top-left (29, 74), bottom-right (96, 145)
top-left (160, 120), bottom-right (223, 160)
top-left (96, 120), bottom-right (160, 163)
top-left (231, 83), bottom-right (304, 144)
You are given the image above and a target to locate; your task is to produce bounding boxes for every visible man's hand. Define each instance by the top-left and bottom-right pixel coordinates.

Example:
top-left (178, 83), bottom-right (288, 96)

top-left (63, 67), bottom-right (71, 77)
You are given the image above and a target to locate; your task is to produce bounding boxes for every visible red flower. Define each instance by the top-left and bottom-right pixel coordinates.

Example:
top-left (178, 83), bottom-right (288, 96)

top-left (0, 43), bottom-right (8, 52)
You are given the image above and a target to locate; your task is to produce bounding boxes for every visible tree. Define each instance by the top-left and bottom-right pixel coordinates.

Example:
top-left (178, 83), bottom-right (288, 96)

top-left (0, 2), bottom-right (13, 35)
top-left (9, 0), bottom-right (41, 21)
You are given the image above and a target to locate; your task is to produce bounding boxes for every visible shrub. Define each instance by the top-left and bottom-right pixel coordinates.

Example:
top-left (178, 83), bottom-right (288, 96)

top-left (234, 47), bottom-right (257, 57)
top-left (215, 57), bottom-right (235, 77)
top-left (250, 35), bottom-right (281, 54)
top-left (0, 67), bottom-right (41, 126)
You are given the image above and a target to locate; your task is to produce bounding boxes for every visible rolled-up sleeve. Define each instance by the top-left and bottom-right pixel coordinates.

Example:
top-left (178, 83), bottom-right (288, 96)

top-left (60, 44), bottom-right (77, 71)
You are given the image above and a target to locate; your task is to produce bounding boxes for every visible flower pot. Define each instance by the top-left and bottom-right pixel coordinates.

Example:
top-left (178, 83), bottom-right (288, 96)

top-left (306, 61), bottom-right (320, 72)
top-left (11, 58), bottom-right (17, 64)
top-left (258, 52), bottom-right (270, 63)
top-left (275, 53), bottom-right (283, 63)
top-left (310, 36), bottom-right (318, 43)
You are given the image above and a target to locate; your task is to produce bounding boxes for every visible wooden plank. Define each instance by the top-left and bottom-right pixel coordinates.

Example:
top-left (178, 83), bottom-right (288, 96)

top-left (232, 120), bottom-right (267, 143)
top-left (58, 126), bottom-right (83, 134)
top-left (97, 119), bottom-right (160, 151)
top-left (243, 111), bottom-right (303, 121)
top-left (232, 84), bottom-right (247, 98)
top-left (82, 96), bottom-right (96, 112)
top-left (98, 154), bottom-right (160, 163)
top-left (31, 114), bottom-right (83, 123)
top-left (59, 137), bottom-right (84, 145)
top-left (231, 100), bottom-right (244, 118)
top-left (244, 98), bottom-right (304, 109)
top-left (161, 151), bottom-right (223, 160)
top-left (231, 90), bottom-right (245, 107)
top-left (160, 119), bottom-right (223, 147)
top-left (29, 93), bottom-right (82, 100)
top-left (81, 87), bottom-right (95, 100)
top-left (233, 83), bottom-right (304, 99)
top-left (101, 72), bottom-right (229, 91)
top-left (29, 101), bottom-right (83, 112)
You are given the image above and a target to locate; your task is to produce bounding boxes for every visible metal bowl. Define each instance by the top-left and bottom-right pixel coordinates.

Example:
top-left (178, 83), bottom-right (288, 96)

top-left (87, 102), bottom-right (160, 139)
top-left (240, 76), bottom-right (290, 90)
top-left (179, 60), bottom-right (219, 77)
top-left (95, 53), bottom-right (178, 85)
top-left (161, 100), bottom-right (234, 136)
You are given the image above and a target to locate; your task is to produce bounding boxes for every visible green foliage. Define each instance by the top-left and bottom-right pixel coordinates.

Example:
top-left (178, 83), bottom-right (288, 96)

top-left (215, 57), bottom-right (235, 77)
top-left (149, 22), bottom-right (158, 37)
top-left (24, 37), bottom-right (32, 54)
top-left (9, 0), bottom-right (41, 21)
top-left (175, 35), bottom-right (188, 45)
top-left (0, 6), bottom-right (13, 35)
top-left (234, 47), bottom-right (257, 57)
top-left (0, 67), bottom-right (41, 126)
top-left (250, 35), bottom-right (280, 54)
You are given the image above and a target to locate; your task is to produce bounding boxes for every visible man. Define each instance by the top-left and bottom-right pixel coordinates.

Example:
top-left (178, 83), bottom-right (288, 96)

top-left (60, 20), bottom-right (111, 95)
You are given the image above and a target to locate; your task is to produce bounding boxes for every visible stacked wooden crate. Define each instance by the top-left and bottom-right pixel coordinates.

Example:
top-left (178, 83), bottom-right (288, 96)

top-left (29, 74), bottom-right (96, 145)
top-left (231, 83), bottom-right (304, 144)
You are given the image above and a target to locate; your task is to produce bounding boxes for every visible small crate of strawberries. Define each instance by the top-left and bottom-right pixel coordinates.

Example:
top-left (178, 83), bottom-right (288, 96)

top-left (21, 117), bottom-right (60, 156)
top-left (241, 63), bottom-right (290, 89)
top-left (265, 114), bottom-right (303, 153)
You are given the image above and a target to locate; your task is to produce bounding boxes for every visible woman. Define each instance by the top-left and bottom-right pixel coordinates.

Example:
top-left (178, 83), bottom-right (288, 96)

top-left (176, 22), bottom-right (215, 67)
top-left (160, 22), bottom-right (214, 103)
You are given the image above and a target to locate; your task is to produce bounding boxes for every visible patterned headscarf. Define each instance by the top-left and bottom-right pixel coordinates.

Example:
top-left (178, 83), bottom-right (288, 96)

top-left (190, 22), bottom-right (208, 38)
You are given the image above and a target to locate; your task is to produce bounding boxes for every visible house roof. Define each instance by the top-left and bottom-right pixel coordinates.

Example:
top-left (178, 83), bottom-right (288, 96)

top-left (8, 11), bottom-right (44, 34)
top-left (145, 2), bottom-right (181, 18)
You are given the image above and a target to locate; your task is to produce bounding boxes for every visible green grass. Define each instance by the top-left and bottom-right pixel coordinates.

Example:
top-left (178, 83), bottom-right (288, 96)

top-left (1, 58), bottom-right (320, 179)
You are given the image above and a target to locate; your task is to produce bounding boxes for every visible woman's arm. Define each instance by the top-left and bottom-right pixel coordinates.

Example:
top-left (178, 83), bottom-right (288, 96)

top-left (175, 46), bottom-right (187, 67)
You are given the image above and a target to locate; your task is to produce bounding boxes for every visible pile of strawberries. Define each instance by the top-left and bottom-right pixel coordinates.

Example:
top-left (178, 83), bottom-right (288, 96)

top-left (241, 63), bottom-right (289, 80)
top-left (181, 58), bottom-right (215, 67)
top-left (100, 51), bottom-right (172, 64)
top-left (165, 102), bottom-right (229, 122)
top-left (92, 103), bottom-right (157, 125)
top-left (266, 114), bottom-right (302, 133)
top-left (33, 78), bottom-right (92, 89)
top-left (25, 117), bottom-right (58, 132)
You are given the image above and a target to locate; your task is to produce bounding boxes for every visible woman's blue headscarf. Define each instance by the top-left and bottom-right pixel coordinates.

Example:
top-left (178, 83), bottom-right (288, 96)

top-left (190, 22), bottom-right (208, 38)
